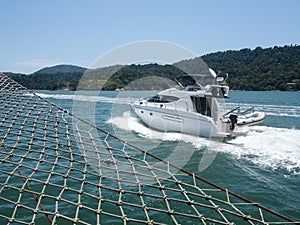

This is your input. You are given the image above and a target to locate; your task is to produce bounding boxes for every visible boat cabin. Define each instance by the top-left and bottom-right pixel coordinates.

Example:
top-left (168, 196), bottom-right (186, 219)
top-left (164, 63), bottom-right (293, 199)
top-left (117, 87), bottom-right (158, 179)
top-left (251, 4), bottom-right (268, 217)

top-left (190, 96), bottom-right (212, 117)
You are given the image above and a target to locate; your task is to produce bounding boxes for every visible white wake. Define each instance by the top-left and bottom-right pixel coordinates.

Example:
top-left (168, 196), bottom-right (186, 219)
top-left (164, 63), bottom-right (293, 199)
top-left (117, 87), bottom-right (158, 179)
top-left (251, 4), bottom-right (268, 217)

top-left (108, 114), bottom-right (300, 175)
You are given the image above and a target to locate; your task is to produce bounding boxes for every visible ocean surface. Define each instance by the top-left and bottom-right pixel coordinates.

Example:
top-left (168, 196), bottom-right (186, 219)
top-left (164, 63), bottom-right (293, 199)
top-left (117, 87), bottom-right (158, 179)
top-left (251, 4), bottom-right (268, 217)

top-left (36, 90), bottom-right (300, 221)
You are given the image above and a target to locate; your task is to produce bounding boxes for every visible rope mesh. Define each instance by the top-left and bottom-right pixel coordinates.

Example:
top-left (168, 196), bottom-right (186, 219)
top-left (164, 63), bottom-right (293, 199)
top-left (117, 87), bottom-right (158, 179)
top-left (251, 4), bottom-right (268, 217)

top-left (0, 73), bottom-right (298, 225)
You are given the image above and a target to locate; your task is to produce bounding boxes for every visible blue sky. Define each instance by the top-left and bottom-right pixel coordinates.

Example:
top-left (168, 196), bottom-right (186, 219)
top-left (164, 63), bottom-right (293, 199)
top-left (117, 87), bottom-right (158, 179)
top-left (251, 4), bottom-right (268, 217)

top-left (1, 0), bottom-right (299, 73)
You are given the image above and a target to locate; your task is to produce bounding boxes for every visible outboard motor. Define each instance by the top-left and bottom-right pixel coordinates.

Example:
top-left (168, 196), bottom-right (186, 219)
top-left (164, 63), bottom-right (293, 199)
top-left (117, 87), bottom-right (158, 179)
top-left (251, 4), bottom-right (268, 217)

top-left (229, 114), bottom-right (238, 131)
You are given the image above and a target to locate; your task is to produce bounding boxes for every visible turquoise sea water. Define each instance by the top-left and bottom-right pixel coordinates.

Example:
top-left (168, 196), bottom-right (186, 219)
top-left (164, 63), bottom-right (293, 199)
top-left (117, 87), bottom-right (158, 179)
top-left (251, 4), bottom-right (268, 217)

top-left (35, 90), bottom-right (300, 221)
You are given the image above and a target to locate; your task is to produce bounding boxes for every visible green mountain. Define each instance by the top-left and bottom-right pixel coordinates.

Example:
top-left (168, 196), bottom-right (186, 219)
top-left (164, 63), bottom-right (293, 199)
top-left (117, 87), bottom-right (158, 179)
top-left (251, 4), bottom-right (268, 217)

top-left (34, 64), bottom-right (87, 74)
top-left (3, 45), bottom-right (300, 91)
top-left (201, 45), bottom-right (300, 91)
top-left (4, 65), bottom-right (88, 90)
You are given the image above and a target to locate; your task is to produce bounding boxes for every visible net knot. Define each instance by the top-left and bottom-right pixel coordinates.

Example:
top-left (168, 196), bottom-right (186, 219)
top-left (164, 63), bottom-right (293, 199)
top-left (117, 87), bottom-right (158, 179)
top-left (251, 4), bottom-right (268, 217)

top-left (167, 210), bottom-right (174, 215)
top-left (137, 191), bottom-right (144, 196)
top-left (122, 215), bottom-right (128, 221)
top-left (159, 185), bottom-right (165, 190)
top-left (142, 204), bottom-right (149, 210)
top-left (244, 215), bottom-right (252, 220)
top-left (205, 195), bottom-right (212, 200)
top-left (188, 200), bottom-right (194, 205)
top-left (95, 209), bottom-right (102, 214)
top-left (116, 200), bottom-right (122, 206)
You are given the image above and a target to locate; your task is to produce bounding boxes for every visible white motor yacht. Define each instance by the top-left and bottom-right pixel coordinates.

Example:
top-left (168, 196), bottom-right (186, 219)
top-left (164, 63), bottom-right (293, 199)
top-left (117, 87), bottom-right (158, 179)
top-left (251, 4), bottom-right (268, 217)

top-left (131, 69), bottom-right (265, 138)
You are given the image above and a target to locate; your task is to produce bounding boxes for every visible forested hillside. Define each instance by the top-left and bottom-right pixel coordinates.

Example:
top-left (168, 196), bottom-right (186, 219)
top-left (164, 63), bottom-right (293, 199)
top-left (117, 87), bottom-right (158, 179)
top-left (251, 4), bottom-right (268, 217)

top-left (4, 45), bottom-right (300, 91)
top-left (7, 72), bottom-right (82, 90)
top-left (101, 64), bottom-right (184, 90)
top-left (202, 45), bottom-right (300, 91)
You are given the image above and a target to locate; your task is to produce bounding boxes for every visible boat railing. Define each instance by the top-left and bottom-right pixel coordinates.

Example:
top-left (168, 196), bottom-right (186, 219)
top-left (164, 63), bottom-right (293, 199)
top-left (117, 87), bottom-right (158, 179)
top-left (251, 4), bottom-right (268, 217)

top-left (240, 106), bottom-right (255, 115)
top-left (222, 106), bottom-right (256, 118)
top-left (222, 106), bottom-right (240, 117)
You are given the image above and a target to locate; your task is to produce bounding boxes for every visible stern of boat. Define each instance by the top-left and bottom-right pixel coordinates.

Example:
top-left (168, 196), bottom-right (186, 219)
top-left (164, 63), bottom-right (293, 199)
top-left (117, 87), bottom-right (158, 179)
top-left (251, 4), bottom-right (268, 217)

top-left (220, 106), bottom-right (265, 137)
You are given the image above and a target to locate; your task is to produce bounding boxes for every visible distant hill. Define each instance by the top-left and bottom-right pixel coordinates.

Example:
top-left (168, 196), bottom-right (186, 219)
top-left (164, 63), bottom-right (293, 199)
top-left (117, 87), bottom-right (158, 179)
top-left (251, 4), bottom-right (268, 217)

top-left (201, 45), bottom-right (300, 91)
top-left (100, 64), bottom-right (184, 90)
top-left (173, 57), bottom-right (210, 74)
top-left (76, 64), bottom-right (184, 90)
top-left (4, 72), bottom-right (25, 77)
top-left (77, 65), bottom-right (126, 90)
top-left (3, 45), bottom-right (300, 91)
top-left (34, 64), bottom-right (87, 74)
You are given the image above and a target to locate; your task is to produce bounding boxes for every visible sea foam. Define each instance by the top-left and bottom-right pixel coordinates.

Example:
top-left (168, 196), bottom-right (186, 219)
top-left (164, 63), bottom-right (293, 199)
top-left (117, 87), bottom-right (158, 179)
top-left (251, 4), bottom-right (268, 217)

top-left (108, 115), bottom-right (300, 175)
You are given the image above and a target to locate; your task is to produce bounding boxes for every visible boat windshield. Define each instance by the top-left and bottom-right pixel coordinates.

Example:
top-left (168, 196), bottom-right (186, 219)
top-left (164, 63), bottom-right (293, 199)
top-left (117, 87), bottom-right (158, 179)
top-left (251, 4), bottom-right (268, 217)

top-left (147, 95), bottom-right (179, 103)
top-left (176, 74), bottom-right (214, 88)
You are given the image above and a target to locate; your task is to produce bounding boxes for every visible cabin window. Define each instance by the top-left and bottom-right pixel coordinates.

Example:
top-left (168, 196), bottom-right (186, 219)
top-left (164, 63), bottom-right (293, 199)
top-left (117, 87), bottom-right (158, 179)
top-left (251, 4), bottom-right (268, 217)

top-left (147, 95), bottom-right (179, 103)
top-left (141, 110), bottom-right (144, 114)
top-left (150, 113), bottom-right (153, 116)
top-left (191, 96), bottom-right (211, 117)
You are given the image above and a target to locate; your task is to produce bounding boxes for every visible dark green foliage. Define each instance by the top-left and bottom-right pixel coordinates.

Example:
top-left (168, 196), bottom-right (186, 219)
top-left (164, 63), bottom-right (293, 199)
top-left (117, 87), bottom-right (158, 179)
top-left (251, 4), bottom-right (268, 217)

top-left (4, 45), bottom-right (300, 91)
top-left (101, 64), bottom-right (185, 90)
top-left (34, 64), bottom-right (87, 74)
top-left (202, 45), bottom-right (300, 91)
top-left (6, 72), bottom-right (82, 91)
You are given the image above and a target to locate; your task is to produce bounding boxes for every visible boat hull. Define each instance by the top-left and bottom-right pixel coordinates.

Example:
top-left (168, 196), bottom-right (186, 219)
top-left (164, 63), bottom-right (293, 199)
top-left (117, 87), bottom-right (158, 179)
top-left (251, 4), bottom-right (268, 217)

top-left (132, 105), bottom-right (219, 138)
